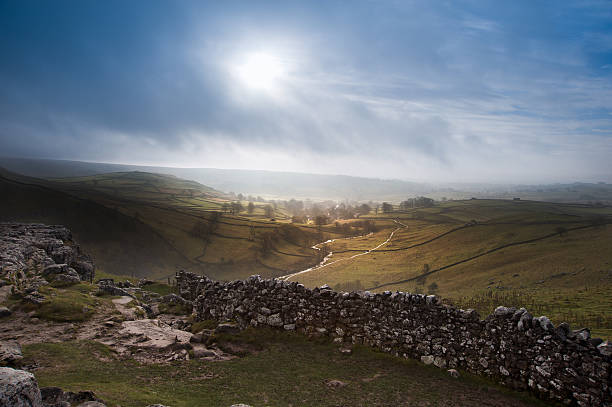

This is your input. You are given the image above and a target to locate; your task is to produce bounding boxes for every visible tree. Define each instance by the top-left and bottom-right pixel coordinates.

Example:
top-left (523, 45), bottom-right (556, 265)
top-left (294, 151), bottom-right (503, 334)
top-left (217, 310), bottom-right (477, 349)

top-left (264, 205), bottom-right (274, 218)
top-left (230, 201), bottom-right (243, 215)
top-left (247, 201), bottom-right (255, 214)
top-left (382, 202), bottom-right (393, 213)
top-left (315, 215), bottom-right (329, 227)
top-left (357, 203), bottom-right (371, 216)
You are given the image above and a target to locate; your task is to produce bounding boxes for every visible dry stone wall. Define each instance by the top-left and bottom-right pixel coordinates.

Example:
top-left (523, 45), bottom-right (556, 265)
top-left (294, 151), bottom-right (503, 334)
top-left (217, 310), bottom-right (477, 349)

top-left (178, 271), bottom-right (612, 407)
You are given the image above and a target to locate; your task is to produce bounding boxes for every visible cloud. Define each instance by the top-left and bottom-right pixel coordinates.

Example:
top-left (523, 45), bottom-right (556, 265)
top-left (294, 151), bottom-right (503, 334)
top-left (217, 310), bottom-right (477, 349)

top-left (0, 0), bottom-right (611, 183)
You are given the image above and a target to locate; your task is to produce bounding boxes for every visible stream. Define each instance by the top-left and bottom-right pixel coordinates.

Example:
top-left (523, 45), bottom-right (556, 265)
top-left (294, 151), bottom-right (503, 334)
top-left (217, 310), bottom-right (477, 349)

top-left (277, 219), bottom-right (407, 281)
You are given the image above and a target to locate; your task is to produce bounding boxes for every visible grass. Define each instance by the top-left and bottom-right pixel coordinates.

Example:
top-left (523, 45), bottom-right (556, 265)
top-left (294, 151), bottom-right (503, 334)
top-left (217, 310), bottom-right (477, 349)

top-left (157, 302), bottom-right (192, 315)
top-left (294, 200), bottom-right (612, 337)
top-left (27, 283), bottom-right (102, 322)
top-left (191, 319), bottom-right (218, 333)
top-left (22, 328), bottom-right (553, 407)
top-left (142, 282), bottom-right (176, 296)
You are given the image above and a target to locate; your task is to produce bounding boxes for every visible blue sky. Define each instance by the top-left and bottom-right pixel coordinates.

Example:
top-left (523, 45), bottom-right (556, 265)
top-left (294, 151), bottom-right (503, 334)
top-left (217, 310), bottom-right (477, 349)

top-left (1, 0), bottom-right (611, 183)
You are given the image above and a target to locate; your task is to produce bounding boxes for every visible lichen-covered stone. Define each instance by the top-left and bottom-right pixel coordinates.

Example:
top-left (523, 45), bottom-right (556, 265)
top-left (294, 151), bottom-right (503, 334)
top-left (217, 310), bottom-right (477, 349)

top-left (0, 367), bottom-right (43, 407)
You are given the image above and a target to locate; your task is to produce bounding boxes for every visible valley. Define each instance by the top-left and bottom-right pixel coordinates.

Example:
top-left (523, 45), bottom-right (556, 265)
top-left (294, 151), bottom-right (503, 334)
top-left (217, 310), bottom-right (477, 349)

top-left (2, 168), bottom-right (611, 337)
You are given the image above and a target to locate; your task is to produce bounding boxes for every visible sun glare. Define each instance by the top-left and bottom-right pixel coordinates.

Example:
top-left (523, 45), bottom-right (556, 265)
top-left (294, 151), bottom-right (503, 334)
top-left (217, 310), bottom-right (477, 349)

top-left (234, 52), bottom-right (285, 91)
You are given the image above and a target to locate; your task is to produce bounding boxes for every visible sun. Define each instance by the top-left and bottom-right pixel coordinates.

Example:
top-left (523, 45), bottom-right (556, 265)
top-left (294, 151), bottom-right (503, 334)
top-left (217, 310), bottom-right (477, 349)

top-left (234, 52), bottom-right (285, 91)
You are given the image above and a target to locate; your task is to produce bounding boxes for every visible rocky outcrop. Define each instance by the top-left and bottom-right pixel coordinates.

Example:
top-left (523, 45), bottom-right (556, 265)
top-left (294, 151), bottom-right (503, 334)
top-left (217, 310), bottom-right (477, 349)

top-left (0, 223), bottom-right (95, 294)
top-left (0, 367), bottom-right (43, 407)
top-left (0, 340), bottom-right (23, 366)
top-left (178, 271), bottom-right (612, 407)
top-left (40, 386), bottom-right (105, 407)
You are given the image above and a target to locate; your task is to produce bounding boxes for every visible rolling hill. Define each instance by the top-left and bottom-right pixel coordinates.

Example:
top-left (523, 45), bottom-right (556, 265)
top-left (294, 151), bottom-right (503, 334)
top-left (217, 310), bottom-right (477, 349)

top-left (3, 156), bottom-right (611, 202)
top-left (0, 169), bottom-right (347, 281)
top-left (2, 165), bottom-right (611, 337)
top-left (286, 199), bottom-right (612, 337)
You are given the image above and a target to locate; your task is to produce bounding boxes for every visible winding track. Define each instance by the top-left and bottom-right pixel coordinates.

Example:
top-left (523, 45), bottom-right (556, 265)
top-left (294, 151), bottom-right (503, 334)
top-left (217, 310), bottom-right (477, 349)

top-left (277, 219), bottom-right (407, 281)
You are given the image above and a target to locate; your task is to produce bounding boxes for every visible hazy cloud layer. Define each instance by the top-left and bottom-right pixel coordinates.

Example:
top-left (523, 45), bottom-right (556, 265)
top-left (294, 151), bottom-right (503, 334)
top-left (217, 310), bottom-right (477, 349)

top-left (1, 1), bottom-right (611, 183)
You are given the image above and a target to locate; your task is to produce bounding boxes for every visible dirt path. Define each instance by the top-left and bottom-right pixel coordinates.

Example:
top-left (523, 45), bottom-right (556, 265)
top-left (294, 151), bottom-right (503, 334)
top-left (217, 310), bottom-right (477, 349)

top-left (278, 220), bottom-right (407, 282)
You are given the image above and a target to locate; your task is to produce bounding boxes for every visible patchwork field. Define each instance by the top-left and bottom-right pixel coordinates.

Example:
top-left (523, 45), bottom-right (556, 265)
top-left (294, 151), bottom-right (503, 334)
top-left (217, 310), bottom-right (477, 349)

top-left (2, 168), bottom-right (610, 338)
top-left (291, 200), bottom-right (612, 338)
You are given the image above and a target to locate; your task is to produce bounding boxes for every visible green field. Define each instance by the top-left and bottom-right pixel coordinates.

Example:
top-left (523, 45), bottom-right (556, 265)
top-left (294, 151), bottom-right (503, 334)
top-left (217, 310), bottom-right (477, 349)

top-left (23, 329), bottom-right (549, 407)
top-left (291, 200), bottom-right (612, 338)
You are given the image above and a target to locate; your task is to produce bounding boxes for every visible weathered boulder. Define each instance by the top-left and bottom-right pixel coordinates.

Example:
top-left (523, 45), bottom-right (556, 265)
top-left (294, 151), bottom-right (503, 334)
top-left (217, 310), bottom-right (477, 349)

top-left (97, 281), bottom-right (134, 298)
top-left (0, 340), bottom-right (23, 365)
top-left (598, 340), bottom-right (612, 357)
top-left (40, 387), bottom-right (104, 407)
top-left (42, 263), bottom-right (70, 277)
top-left (119, 319), bottom-right (192, 350)
top-left (0, 367), bottom-right (43, 407)
top-left (0, 306), bottom-right (11, 318)
top-left (76, 402), bottom-right (106, 407)
top-left (53, 273), bottom-right (81, 286)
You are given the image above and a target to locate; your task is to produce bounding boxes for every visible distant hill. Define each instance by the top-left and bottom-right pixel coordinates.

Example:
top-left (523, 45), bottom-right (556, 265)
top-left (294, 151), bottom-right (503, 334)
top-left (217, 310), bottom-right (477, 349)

top-left (0, 169), bottom-right (199, 279)
top-left (1, 156), bottom-right (611, 203)
top-left (0, 156), bottom-right (441, 201)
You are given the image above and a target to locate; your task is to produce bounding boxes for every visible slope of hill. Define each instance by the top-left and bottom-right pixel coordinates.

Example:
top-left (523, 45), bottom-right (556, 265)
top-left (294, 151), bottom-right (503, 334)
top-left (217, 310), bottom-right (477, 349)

top-left (286, 199), bottom-right (612, 337)
top-left (0, 171), bottom-right (194, 278)
top-left (0, 169), bottom-right (342, 281)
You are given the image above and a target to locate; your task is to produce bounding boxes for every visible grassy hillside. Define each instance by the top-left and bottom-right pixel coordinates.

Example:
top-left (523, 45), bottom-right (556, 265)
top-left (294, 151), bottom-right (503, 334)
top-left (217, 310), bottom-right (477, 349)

top-left (0, 172), bottom-right (195, 279)
top-left (289, 199), bottom-right (612, 338)
top-left (0, 169), bottom-right (349, 281)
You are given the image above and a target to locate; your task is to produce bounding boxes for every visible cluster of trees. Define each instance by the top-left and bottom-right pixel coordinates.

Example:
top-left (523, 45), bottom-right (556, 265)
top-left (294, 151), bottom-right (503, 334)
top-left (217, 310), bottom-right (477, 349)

top-left (334, 219), bottom-right (378, 235)
top-left (221, 201), bottom-right (244, 215)
top-left (229, 192), bottom-right (266, 202)
top-left (399, 196), bottom-right (435, 210)
top-left (286, 200), bottom-right (375, 224)
top-left (221, 201), bottom-right (275, 218)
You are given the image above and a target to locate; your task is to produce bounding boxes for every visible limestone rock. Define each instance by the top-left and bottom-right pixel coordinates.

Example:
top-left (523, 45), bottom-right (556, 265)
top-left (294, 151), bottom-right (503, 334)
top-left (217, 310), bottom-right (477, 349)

top-left (0, 340), bottom-right (23, 365)
top-left (325, 379), bottom-right (347, 389)
top-left (267, 314), bottom-right (283, 327)
top-left (420, 355), bottom-right (434, 365)
top-left (119, 319), bottom-right (192, 349)
top-left (0, 306), bottom-right (11, 318)
top-left (597, 340), bottom-right (612, 357)
top-left (0, 367), bottom-right (43, 407)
